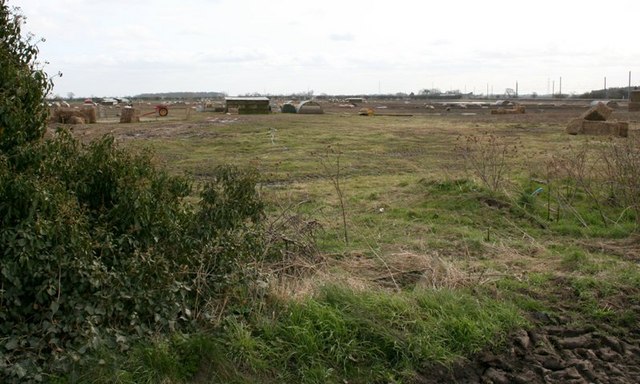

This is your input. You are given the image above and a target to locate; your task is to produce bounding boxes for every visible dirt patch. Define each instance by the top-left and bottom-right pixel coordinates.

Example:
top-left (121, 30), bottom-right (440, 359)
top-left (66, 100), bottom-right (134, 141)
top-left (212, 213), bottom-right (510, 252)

top-left (418, 275), bottom-right (640, 383)
top-left (479, 196), bottom-right (511, 209)
top-left (420, 314), bottom-right (640, 384)
top-left (579, 235), bottom-right (640, 262)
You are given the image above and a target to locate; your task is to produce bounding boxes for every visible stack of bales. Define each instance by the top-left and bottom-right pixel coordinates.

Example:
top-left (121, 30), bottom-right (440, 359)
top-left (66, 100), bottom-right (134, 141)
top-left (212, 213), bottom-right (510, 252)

top-left (566, 102), bottom-right (628, 137)
top-left (225, 97), bottom-right (271, 115)
top-left (52, 107), bottom-right (87, 125)
top-left (120, 107), bottom-right (140, 123)
top-left (629, 90), bottom-right (640, 112)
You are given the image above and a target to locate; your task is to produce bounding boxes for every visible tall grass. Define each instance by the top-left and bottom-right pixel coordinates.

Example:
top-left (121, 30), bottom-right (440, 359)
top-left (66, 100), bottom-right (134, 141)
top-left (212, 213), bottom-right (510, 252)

top-left (71, 286), bottom-right (524, 383)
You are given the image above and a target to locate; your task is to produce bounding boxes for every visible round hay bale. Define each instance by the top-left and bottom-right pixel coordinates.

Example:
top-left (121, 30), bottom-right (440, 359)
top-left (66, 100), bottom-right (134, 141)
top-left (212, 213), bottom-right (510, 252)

top-left (81, 105), bottom-right (97, 123)
top-left (120, 107), bottom-right (140, 123)
top-left (53, 107), bottom-right (86, 124)
top-left (68, 116), bottom-right (85, 125)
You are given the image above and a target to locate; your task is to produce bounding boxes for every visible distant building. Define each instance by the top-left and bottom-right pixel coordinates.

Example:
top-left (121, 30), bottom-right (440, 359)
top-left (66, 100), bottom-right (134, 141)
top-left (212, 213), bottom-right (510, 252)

top-left (225, 97), bottom-right (271, 114)
top-left (100, 97), bottom-right (118, 106)
top-left (346, 97), bottom-right (364, 104)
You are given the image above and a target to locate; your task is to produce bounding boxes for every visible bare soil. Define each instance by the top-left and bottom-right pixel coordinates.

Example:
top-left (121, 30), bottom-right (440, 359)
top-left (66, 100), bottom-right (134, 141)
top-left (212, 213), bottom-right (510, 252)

top-left (423, 324), bottom-right (640, 383)
top-left (419, 277), bottom-right (640, 384)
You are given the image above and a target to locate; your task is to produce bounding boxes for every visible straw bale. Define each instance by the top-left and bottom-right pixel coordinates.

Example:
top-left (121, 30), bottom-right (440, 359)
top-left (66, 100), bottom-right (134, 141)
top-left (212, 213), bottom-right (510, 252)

top-left (358, 108), bottom-right (374, 116)
top-left (582, 121), bottom-right (628, 137)
top-left (567, 120), bottom-right (628, 137)
top-left (68, 116), bottom-right (85, 125)
top-left (630, 90), bottom-right (640, 103)
top-left (119, 107), bottom-right (140, 123)
top-left (81, 105), bottom-right (97, 123)
top-left (617, 121), bottom-right (629, 137)
top-left (566, 118), bottom-right (583, 135)
top-left (580, 102), bottom-right (613, 121)
top-left (53, 107), bottom-right (86, 124)
top-left (629, 102), bottom-right (640, 112)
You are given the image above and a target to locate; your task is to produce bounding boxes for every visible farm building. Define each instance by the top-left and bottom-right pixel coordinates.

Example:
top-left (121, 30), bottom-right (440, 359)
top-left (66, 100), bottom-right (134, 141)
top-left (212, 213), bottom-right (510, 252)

top-left (225, 97), bottom-right (271, 114)
top-left (296, 100), bottom-right (324, 114)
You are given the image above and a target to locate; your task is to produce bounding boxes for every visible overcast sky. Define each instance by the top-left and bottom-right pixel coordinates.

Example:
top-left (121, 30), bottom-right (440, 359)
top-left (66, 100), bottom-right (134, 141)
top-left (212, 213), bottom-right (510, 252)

top-left (10, 0), bottom-right (640, 97)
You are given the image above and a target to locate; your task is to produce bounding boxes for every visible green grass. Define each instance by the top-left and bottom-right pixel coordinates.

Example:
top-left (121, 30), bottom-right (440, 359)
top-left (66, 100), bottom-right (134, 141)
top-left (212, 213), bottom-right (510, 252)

top-left (65, 286), bottom-right (525, 384)
top-left (64, 111), bottom-right (640, 382)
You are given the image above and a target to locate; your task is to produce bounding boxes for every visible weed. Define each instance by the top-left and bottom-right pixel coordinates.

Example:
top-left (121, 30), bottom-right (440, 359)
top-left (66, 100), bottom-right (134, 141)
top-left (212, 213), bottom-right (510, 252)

top-left (456, 133), bottom-right (520, 195)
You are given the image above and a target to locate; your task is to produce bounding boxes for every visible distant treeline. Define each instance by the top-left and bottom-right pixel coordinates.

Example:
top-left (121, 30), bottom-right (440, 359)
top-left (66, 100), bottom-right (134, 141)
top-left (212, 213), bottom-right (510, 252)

top-left (579, 86), bottom-right (637, 100)
top-left (134, 91), bottom-right (227, 100)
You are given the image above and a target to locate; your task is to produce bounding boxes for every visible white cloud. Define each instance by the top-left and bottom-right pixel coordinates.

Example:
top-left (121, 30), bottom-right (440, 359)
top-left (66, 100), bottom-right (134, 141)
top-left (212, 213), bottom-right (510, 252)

top-left (8, 0), bottom-right (640, 96)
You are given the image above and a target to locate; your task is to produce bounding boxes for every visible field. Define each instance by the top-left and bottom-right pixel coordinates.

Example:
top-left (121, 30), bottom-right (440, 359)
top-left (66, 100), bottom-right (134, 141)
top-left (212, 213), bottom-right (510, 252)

top-left (65, 99), bottom-right (640, 383)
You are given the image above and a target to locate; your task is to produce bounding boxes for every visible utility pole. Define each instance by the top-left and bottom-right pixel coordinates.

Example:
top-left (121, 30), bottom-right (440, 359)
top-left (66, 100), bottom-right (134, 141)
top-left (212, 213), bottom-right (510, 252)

top-left (629, 71), bottom-right (632, 100)
top-left (515, 81), bottom-right (519, 98)
top-left (604, 76), bottom-right (607, 99)
top-left (552, 80), bottom-right (555, 97)
top-left (559, 76), bottom-right (562, 97)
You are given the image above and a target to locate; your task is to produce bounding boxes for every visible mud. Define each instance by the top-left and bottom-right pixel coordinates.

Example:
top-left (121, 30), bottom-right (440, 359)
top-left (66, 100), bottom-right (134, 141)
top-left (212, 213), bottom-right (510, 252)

top-left (420, 311), bottom-right (640, 384)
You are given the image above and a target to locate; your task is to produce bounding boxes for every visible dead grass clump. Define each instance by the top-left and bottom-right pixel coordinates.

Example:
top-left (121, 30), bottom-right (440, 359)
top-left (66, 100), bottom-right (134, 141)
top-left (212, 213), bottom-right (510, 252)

top-left (243, 210), bottom-right (327, 302)
top-left (579, 235), bottom-right (640, 262)
top-left (336, 252), bottom-right (473, 290)
top-left (456, 133), bottom-right (520, 194)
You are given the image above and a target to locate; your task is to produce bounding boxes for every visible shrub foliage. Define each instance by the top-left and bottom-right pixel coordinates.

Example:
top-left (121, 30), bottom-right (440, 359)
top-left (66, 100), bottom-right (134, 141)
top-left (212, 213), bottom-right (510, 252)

top-left (0, 0), bottom-right (52, 152)
top-left (0, 131), bottom-right (268, 379)
top-left (0, 3), bottom-right (276, 379)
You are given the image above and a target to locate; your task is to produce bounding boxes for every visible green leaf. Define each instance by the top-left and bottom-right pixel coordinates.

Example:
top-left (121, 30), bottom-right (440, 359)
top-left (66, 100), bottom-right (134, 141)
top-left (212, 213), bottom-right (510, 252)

top-left (50, 300), bottom-right (59, 315)
top-left (5, 337), bottom-right (19, 350)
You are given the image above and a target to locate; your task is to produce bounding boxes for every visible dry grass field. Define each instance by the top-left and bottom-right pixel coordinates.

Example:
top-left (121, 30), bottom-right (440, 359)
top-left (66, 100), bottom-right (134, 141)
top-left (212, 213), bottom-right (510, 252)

top-left (59, 99), bottom-right (640, 382)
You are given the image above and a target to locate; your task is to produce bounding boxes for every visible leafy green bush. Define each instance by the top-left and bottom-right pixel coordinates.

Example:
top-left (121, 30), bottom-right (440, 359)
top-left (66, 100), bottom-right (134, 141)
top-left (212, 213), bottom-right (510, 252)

top-left (0, 0), bottom-right (52, 153)
top-left (0, 129), bottom-right (269, 380)
top-left (0, 4), bottom-right (278, 379)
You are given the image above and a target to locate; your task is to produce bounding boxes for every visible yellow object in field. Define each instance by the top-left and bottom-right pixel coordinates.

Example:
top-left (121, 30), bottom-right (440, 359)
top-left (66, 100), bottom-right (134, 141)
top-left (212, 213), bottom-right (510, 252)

top-left (359, 108), bottom-right (374, 116)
